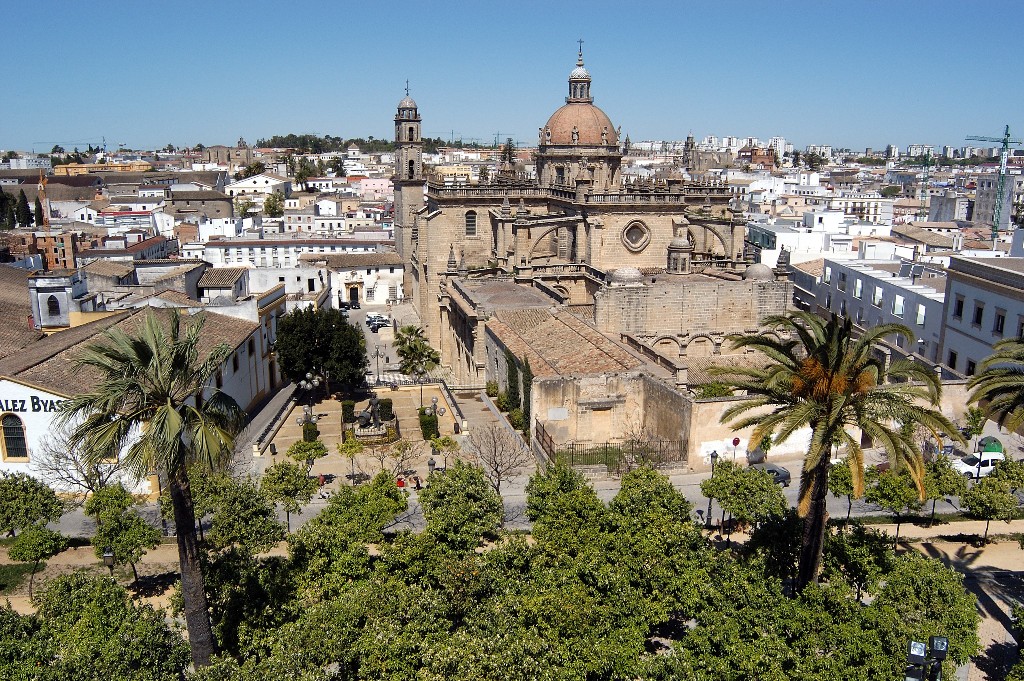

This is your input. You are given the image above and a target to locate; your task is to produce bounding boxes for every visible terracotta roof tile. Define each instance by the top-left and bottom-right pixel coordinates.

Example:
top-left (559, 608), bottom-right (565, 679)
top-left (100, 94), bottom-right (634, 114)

top-left (0, 265), bottom-right (44, 360)
top-left (0, 308), bottom-right (256, 397)
top-left (198, 267), bottom-right (247, 288)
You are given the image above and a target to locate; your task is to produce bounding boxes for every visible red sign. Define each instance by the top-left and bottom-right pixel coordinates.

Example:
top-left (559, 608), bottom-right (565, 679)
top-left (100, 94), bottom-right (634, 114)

top-left (732, 437), bottom-right (741, 447)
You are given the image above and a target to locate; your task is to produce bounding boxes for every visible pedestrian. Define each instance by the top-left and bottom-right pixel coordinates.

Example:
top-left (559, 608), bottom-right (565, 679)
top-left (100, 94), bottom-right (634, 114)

top-left (397, 477), bottom-right (405, 489)
top-left (413, 476), bottom-right (422, 491)
top-left (318, 473), bottom-right (325, 487)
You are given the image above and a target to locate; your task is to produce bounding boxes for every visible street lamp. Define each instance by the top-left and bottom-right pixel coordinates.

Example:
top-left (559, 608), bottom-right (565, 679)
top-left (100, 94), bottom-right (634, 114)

top-left (705, 450), bottom-right (719, 530)
top-left (298, 372), bottom-right (322, 408)
top-left (904, 636), bottom-right (948, 681)
top-left (102, 546), bottom-right (115, 579)
top-left (372, 345), bottom-right (387, 385)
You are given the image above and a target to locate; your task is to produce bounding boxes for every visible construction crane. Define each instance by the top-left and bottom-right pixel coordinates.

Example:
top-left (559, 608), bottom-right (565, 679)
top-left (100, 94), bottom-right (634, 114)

top-left (966, 125), bottom-right (1023, 246)
top-left (916, 149), bottom-right (931, 221)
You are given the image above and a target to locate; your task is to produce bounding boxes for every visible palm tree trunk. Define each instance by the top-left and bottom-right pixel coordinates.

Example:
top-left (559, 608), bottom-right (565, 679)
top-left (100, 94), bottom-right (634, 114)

top-left (846, 496), bottom-right (852, 526)
top-left (797, 458), bottom-right (830, 592)
top-left (168, 469), bottom-right (216, 667)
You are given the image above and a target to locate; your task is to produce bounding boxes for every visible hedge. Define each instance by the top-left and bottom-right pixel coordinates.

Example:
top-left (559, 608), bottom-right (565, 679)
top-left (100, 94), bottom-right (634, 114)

top-left (378, 398), bottom-right (394, 422)
top-left (418, 407), bottom-right (439, 440)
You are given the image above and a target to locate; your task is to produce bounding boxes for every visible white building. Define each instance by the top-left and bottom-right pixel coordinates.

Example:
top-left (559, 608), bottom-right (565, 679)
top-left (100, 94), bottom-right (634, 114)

top-left (0, 308), bottom-right (275, 493)
top-left (939, 257), bottom-right (1024, 377)
top-left (180, 237), bottom-right (390, 268)
top-left (816, 259), bottom-right (946, 362)
top-left (298, 252), bottom-right (405, 307)
top-left (225, 173), bottom-right (292, 209)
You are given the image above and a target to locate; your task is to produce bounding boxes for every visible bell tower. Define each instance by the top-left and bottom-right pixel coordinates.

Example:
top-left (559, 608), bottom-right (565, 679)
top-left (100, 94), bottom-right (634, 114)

top-left (394, 83), bottom-right (422, 182)
top-left (393, 84), bottom-right (423, 296)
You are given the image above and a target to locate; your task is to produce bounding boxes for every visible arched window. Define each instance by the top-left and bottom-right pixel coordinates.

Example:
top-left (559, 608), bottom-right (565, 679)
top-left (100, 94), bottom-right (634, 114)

top-left (408, 126), bottom-right (415, 142)
top-left (465, 211), bottom-right (477, 237)
top-left (2, 414), bottom-right (28, 460)
top-left (46, 295), bottom-right (60, 316)
top-left (407, 160), bottom-right (415, 179)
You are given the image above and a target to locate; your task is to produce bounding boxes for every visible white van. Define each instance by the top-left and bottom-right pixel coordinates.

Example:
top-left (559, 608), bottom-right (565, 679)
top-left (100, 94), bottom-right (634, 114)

top-left (952, 452), bottom-right (1006, 479)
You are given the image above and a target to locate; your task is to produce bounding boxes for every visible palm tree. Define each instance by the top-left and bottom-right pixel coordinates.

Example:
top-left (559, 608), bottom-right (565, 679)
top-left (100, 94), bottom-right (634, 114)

top-left (710, 312), bottom-right (959, 591)
top-left (394, 325), bottom-right (440, 406)
top-left (59, 311), bottom-right (245, 667)
top-left (968, 336), bottom-right (1024, 431)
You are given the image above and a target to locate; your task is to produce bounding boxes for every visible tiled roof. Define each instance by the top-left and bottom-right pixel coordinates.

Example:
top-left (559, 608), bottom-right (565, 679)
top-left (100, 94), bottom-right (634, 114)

top-left (169, 190), bottom-right (232, 201)
top-left (0, 265), bottom-right (44, 360)
top-left (0, 308), bottom-right (256, 397)
top-left (791, 258), bottom-right (825, 277)
top-left (298, 252), bottom-right (403, 269)
top-left (487, 308), bottom-right (643, 378)
top-left (82, 260), bottom-right (135, 278)
top-left (198, 267), bottom-right (247, 288)
top-left (891, 223), bottom-right (955, 248)
top-left (147, 290), bottom-right (202, 306)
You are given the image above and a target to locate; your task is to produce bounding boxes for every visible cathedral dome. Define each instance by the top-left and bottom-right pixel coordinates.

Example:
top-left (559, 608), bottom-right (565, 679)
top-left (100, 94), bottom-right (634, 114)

top-left (398, 95), bottom-right (417, 109)
top-left (609, 266), bottom-right (645, 285)
top-left (743, 263), bottom-right (775, 281)
top-left (544, 103), bottom-right (618, 146)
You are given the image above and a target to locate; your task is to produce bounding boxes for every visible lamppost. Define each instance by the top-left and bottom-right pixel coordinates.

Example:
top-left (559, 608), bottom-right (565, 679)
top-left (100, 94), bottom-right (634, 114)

top-left (705, 450), bottom-right (719, 529)
top-left (299, 372), bottom-right (322, 408)
top-left (372, 345), bottom-right (387, 385)
top-left (102, 546), bottom-right (115, 579)
top-left (905, 636), bottom-right (948, 680)
top-left (296, 406), bottom-right (321, 471)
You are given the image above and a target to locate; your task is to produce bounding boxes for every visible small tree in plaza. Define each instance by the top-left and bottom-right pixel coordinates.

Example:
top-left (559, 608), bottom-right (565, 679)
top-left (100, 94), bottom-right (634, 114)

top-left (337, 432), bottom-right (364, 484)
top-left (0, 472), bottom-right (64, 537)
top-left (962, 476), bottom-right (1018, 544)
top-left (865, 468), bottom-right (922, 542)
top-left (923, 455), bottom-right (968, 526)
top-left (8, 524), bottom-right (67, 597)
top-left (261, 461), bottom-right (318, 532)
top-left (469, 423), bottom-right (533, 495)
top-left (287, 440), bottom-right (328, 473)
top-left (828, 460), bottom-right (856, 526)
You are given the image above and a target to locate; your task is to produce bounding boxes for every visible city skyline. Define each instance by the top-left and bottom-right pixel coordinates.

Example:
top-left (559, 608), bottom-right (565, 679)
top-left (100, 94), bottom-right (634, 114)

top-left (4, 0), bottom-right (1022, 154)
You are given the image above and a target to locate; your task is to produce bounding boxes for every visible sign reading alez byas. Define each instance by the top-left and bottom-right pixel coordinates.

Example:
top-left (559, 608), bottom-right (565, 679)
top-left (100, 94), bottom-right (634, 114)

top-left (0, 395), bottom-right (67, 413)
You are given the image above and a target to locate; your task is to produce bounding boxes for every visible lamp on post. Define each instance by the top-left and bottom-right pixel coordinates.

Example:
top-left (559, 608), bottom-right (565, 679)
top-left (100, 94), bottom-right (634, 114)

top-left (705, 450), bottom-right (719, 530)
top-left (102, 546), bottom-right (115, 579)
top-left (372, 345), bottom-right (386, 385)
top-left (904, 636), bottom-right (948, 681)
top-left (298, 372), bottom-right (322, 408)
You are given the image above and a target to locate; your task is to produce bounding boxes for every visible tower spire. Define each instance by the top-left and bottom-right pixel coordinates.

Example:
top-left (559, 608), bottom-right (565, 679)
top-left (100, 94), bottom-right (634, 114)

top-left (567, 42), bottom-right (592, 104)
top-left (405, 79), bottom-right (409, 96)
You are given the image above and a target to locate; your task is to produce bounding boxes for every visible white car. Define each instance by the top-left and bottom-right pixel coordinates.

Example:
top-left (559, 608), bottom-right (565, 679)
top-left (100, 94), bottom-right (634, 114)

top-left (952, 452), bottom-right (1005, 479)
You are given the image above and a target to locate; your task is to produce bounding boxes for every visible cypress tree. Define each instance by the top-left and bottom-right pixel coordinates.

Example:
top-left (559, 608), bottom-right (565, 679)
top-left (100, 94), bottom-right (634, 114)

top-left (34, 196), bottom-right (44, 226)
top-left (521, 356), bottom-right (533, 437)
top-left (505, 349), bottom-right (520, 411)
top-left (16, 189), bottom-right (32, 227)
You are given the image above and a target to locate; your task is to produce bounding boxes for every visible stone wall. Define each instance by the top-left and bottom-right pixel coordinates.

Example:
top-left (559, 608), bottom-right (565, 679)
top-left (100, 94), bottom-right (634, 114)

top-left (593, 277), bottom-right (792, 337)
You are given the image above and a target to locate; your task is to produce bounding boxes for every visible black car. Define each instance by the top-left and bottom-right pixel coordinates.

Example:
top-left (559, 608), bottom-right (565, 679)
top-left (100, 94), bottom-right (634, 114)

top-left (350, 301), bottom-right (360, 309)
top-left (750, 462), bottom-right (792, 487)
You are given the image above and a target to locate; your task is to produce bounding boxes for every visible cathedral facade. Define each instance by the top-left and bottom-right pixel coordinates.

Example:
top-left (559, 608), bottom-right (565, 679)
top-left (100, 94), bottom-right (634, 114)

top-left (393, 50), bottom-right (750, 387)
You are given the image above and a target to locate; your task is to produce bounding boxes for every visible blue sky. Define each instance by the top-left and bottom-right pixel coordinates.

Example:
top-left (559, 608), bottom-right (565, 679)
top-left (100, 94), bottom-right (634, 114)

top-left (4, 0), bottom-right (1021, 153)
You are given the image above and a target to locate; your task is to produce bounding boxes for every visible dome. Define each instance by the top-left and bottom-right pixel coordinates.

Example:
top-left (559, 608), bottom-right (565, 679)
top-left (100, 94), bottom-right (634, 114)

top-left (668, 235), bottom-right (692, 250)
top-left (609, 267), bottom-right (644, 285)
top-left (743, 263), bottom-right (775, 281)
top-left (398, 95), bottom-right (417, 109)
top-left (544, 103), bottom-right (618, 146)
top-left (570, 64), bottom-right (590, 80)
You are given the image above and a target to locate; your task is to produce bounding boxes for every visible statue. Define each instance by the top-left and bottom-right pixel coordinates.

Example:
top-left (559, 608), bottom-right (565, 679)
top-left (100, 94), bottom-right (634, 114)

top-left (545, 127), bottom-right (552, 142)
top-left (601, 127), bottom-right (608, 145)
top-left (538, 127), bottom-right (544, 145)
top-left (571, 126), bottom-right (579, 144)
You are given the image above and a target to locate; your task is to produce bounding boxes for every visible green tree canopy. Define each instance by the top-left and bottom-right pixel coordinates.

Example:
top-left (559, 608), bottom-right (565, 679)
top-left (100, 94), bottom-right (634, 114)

top-left (8, 524), bottom-right (67, 597)
top-left (962, 476), bottom-right (1018, 543)
top-left (0, 472), bottom-right (63, 536)
top-left (206, 478), bottom-right (284, 554)
top-left (274, 307), bottom-right (367, 389)
top-left (419, 460), bottom-right (502, 552)
top-left (261, 190), bottom-right (284, 217)
top-left (261, 461), bottom-right (318, 532)
top-left (864, 468), bottom-right (922, 541)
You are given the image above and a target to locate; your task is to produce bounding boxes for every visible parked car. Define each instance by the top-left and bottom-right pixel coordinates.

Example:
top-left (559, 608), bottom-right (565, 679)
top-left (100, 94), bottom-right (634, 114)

top-left (749, 462), bottom-right (791, 487)
top-left (953, 452), bottom-right (1005, 479)
top-left (350, 301), bottom-right (360, 309)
